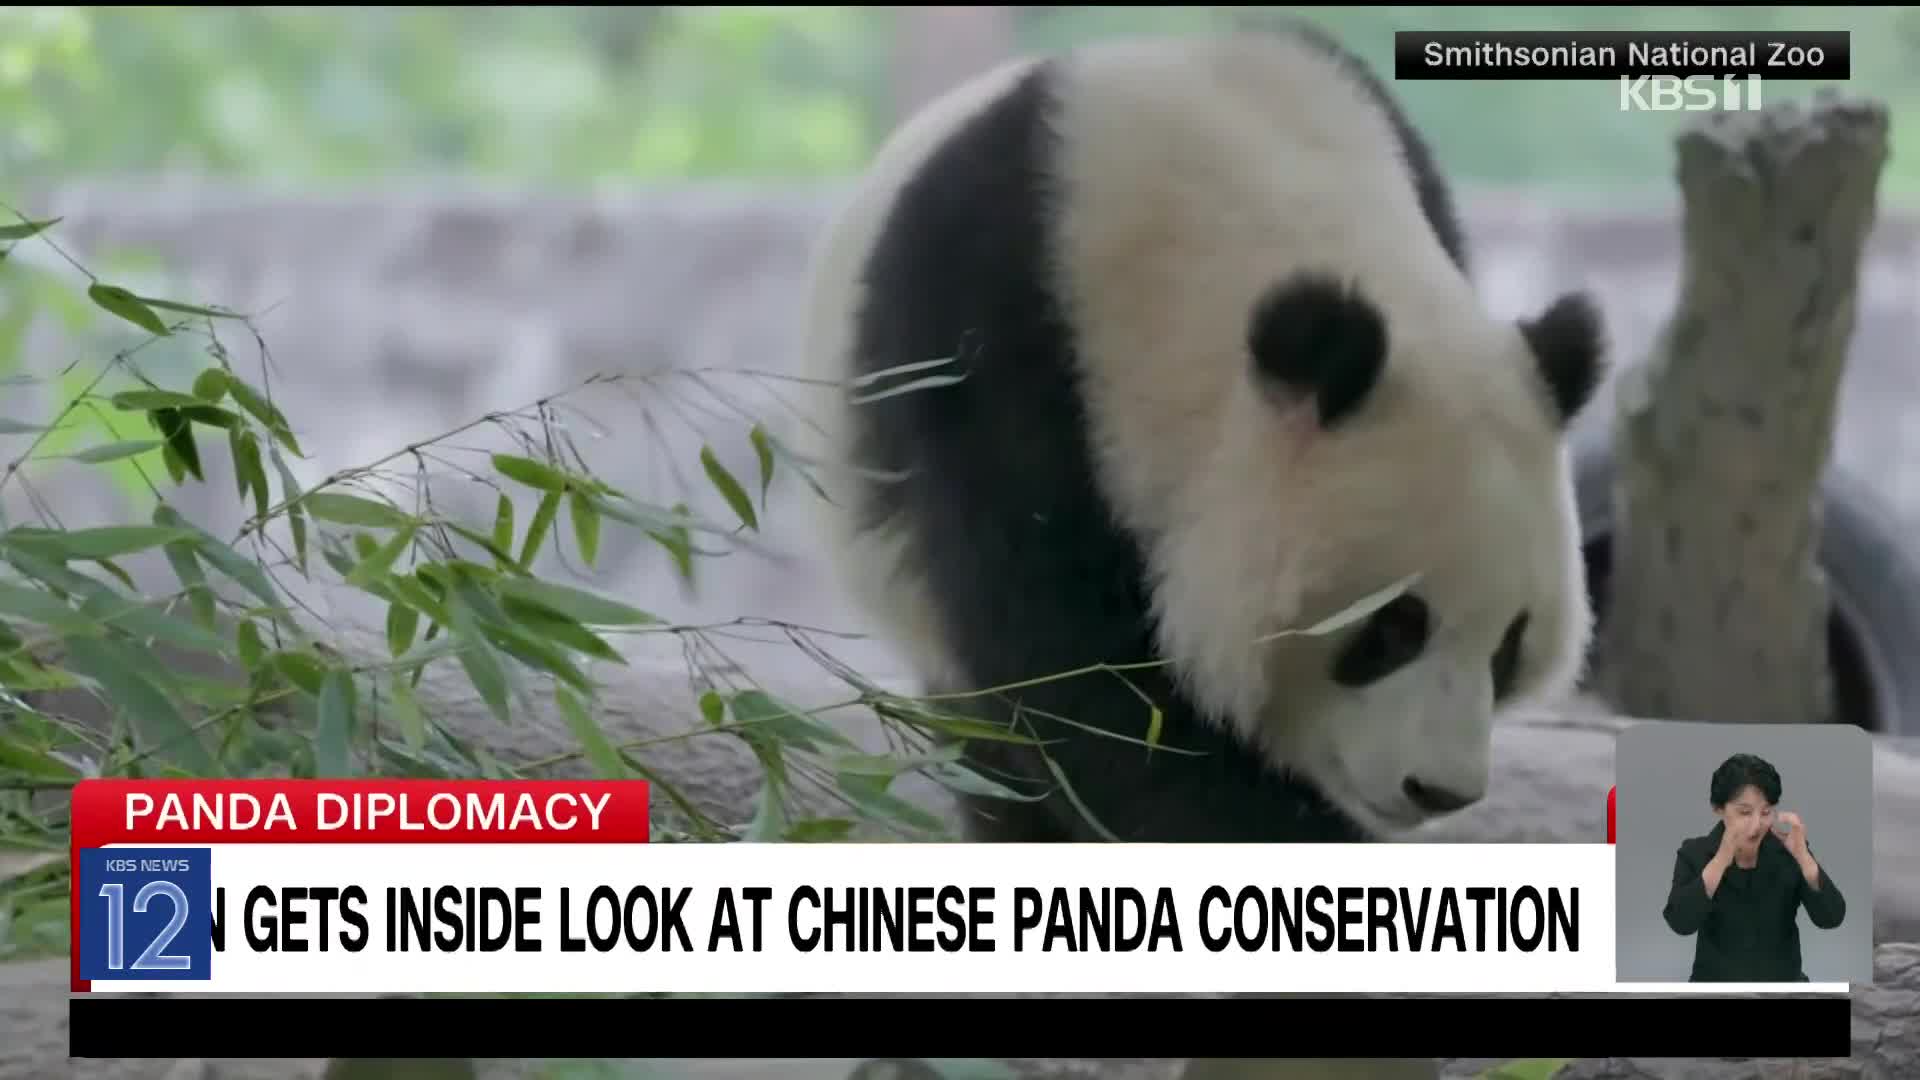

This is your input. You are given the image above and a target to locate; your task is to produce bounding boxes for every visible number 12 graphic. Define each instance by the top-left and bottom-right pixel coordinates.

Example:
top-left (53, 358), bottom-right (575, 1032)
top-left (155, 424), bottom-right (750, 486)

top-left (77, 847), bottom-right (213, 983)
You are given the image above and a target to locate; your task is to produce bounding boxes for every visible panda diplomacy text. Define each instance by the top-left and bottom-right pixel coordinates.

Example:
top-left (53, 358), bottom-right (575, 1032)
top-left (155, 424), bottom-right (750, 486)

top-left (209, 881), bottom-right (1581, 956)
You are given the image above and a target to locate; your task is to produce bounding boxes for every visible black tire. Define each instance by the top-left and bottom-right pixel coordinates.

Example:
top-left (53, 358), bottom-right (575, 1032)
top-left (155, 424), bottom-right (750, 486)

top-left (1570, 439), bottom-right (1920, 735)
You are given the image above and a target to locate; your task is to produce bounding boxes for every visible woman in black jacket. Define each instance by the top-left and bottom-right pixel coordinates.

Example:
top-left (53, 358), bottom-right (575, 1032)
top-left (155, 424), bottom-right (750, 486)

top-left (1661, 753), bottom-right (1846, 982)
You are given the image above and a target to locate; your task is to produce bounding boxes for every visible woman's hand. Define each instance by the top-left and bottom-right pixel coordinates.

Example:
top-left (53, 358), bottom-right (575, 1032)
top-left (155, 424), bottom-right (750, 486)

top-left (1776, 811), bottom-right (1809, 858)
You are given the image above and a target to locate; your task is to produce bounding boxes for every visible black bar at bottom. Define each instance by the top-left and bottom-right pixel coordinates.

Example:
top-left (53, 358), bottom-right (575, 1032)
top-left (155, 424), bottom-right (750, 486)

top-left (71, 995), bottom-right (1851, 1059)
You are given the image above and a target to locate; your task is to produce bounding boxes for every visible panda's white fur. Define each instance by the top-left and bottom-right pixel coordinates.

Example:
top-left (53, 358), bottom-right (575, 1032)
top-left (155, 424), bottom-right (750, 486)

top-left (794, 26), bottom-right (1607, 843)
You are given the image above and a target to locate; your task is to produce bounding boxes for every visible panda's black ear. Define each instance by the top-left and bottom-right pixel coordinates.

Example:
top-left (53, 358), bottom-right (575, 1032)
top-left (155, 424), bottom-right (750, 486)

top-left (1247, 272), bottom-right (1387, 429)
top-left (1520, 291), bottom-right (1607, 428)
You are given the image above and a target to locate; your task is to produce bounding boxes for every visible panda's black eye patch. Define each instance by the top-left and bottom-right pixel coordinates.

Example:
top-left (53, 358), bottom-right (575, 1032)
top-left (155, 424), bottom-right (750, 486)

top-left (1331, 593), bottom-right (1431, 688)
top-left (1491, 611), bottom-right (1530, 701)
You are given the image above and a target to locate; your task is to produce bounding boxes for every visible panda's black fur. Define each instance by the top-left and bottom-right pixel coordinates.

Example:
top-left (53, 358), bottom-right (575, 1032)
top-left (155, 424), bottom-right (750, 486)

top-left (811, 25), bottom-right (1605, 844)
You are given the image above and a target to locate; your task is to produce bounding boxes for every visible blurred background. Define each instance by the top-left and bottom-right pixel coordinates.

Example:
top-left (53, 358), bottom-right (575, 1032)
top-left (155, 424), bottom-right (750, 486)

top-left (4, 4), bottom-right (1920, 684)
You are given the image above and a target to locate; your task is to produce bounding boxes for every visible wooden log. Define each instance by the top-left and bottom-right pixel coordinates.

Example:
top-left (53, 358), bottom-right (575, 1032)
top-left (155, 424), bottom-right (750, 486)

top-left (1597, 91), bottom-right (1892, 725)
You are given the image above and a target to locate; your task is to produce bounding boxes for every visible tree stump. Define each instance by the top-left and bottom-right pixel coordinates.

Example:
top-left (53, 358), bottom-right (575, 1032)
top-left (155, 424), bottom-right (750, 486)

top-left (1597, 91), bottom-right (1892, 725)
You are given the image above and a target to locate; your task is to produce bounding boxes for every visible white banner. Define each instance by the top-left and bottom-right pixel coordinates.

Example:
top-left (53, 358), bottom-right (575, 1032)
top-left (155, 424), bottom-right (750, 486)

top-left (79, 841), bottom-right (1844, 995)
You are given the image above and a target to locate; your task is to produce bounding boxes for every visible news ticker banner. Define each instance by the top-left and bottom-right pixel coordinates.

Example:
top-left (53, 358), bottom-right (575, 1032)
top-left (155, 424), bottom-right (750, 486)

top-left (1394, 29), bottom-right (1850, 80)
top-left (68, 778), bottom-right (1850, 997)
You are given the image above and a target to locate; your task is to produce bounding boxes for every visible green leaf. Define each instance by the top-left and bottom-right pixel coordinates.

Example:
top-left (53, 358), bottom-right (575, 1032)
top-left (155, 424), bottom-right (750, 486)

top-left (303, 492), bottom-right (414, 529)
top-left (270, 650), bottom-right (327, 697)
top-left (0, 217), bottom-right (61, 241)
top-left (556, 686), bottom-right (627, 779)
top-left (918, 1060), bottom-right (1023, 1080)
top-left (387, 574), bottom-right (452, 628)
top-left (438, 523), bottom-right (525, 576)
top-left (390, 673), bottom-right (425, 751)
top-left (345, 525), bottom-right (417, 589)
top-left (1043, 757), bottom-right (1120, 842)
top-left (646, 501), bottom-right (695, 583)
top-left (1145, 705), bottom-right (1164, 748)
top-left (494, 577), bottom-right (658, 627)
top-left (698, 689), bottom-right (725, 727)
top-left (72, 439), bottom-right (161, 463)
top-left (783, 819), bottom-right (856, 843)
top-left (315, 670), bottom-right (356, 777)
top-left (61, 634), bottom-right (216, 775)
top-left (517, 489), bottom-right (562, 569)
top-left (222, 375), bottom-right (302, 456)
top-left (834, 772), bottom-right (948, 835)
top-left (729, 690), bottom-right (857, 752)
top-left (832, 743), bottom-right (964, 777)
top-left (922, 761), bottom-right (1045, 803)
top-left (112, 390), bottom-right (205, 412)
top-left (744, 777), bottom-right (788, 842)
top-left (269, 448), bottom-right (309, 572)
top-left (1, 524), bottom-right (195, 561)
top-left (446, 597), bottom-right (513, 726)
top-left (177, 404), bottom-right (242, 429)
top-left (191, 368), bottom-right (230, 402)
top-left (0, 732), bottom-right (79, 782)
top-left (188, 535), bottom-right (284, 619)
top-left (491, 493), bottom-right (515, 554)
top-left (478, 615), bottom-right (593, 694)
top-left (230, 429), bottom-right (270, 521)
top-left (89, 284), bottom-right (172, 336)
top-left (0, 417), bottom-right (46, 434)
top-left (151, 408), bottom-right (204, 482)
top-left (1479, 1061), bottom-right (1572, 1080)
top-left (0, 585), bottom-right (81, 635)
top-left (491, 453), bottom-right (570, 492)
top-left (500, 598), bottom-right (623, 665)
top-left (749, 424), bottom-right (776, 505)
top-left (699, 444), bottom-right (758, 531)
top-left (236, 620), bottom-right (264, 670)
top-left (138, 296), bottom-right (242, 319)
top-left (386, 601), bottom-right (420, 659)
top-left (568, 488), bottom-right (600, 567)
top-left (74, 591), bottom-right (229, 657)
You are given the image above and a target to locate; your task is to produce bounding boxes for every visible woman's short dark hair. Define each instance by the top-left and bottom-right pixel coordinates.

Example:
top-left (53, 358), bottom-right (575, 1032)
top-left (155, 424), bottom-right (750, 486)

top-left (1709, 753), bottom-right (1783, 808)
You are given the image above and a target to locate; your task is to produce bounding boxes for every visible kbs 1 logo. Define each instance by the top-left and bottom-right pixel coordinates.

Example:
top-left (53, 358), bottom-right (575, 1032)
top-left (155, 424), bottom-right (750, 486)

top-left (1618, 74), bottom-right (1763, 113)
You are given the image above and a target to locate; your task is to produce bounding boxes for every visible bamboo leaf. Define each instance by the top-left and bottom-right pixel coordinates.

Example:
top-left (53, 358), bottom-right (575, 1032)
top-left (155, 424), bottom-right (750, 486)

top-left (0, 217), bottom-right (60, 241)
top-left (62, 635), bottom-right (215, 774)
top-left (315, 669), bottom-right (356, 777)
top-left (386, 601), bottom-right (420, 659)
top-left (88, 284), bottom-right (171, 337)
top-left (749, 423), bottom-right (776, 505)
top-left (568, 488), bottom-right (600, 567)
top-left (491, 453), bottom-right (570, 493)
top-left (1, 525), bottom-right (195, 561)
top-left (494, 578), bottom-right (659, 627)
top-left (517, 490), bottom-right (562, 569)
top-left (303, 492), bottom-right (414, 529)
top-left (192, 368), bottom-right (230, 402)
top-left (491, 493), bottom-right (515, 555)
top-left (72, 439), bottom-right (161, 463)
top-left (699, 444), bottom-right (758, 531)
top-left (556, 686), bottom-right (626, 779)
top-left (223, 375), bottom-right (302, 456)
top-left (111, 390), bottom-right (204, 412)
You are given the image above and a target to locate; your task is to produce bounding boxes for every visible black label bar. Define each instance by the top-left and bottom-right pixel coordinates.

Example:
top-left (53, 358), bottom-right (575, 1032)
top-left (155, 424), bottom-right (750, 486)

top-left (1395, 30), bottom-right (1851, 80)
top-left (71, 994), bottom-right (1854, 1058)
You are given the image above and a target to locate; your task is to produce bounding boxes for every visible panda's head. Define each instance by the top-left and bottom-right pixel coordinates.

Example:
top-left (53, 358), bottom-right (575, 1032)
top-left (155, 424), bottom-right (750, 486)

top-left (1145, 271), bottom-right (1607, 840)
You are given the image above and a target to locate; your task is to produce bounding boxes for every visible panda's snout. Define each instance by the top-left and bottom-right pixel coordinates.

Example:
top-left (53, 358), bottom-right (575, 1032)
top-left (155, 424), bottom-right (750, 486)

top-left (1401, 774), bottom-right (1484, 815)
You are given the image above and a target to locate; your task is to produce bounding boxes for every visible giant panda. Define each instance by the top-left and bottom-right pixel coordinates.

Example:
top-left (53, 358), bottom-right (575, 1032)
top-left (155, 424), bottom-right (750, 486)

top-left (793, 23), bottom-right (1608, 844)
